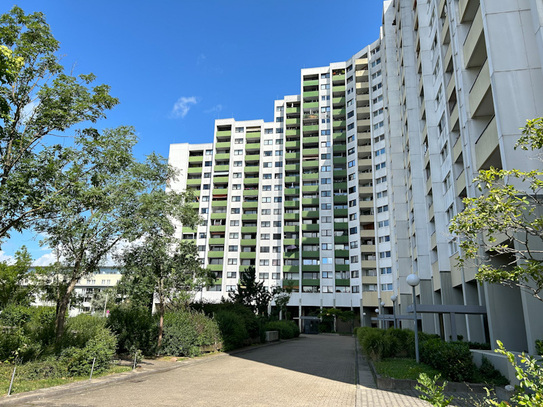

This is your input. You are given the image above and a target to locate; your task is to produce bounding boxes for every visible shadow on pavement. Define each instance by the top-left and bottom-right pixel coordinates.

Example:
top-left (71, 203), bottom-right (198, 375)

top-left (228, 334), bottom-right (357, 385)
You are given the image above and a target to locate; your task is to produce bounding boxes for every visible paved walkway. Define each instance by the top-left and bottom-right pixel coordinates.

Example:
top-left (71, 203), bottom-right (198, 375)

top-left (0, 334), bottom-right (482, 406)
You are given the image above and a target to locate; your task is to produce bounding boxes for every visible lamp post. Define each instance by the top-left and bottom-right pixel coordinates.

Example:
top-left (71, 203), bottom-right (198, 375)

top-left (406, 273), bottom-right (420, 363)
top-left (380, 301), bottom-right (385, 329)
top-left (390, 295), bottom-right (397, 329)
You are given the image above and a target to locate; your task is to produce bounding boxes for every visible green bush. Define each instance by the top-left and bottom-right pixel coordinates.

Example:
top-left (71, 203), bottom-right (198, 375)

top-left (193, 301), bottom-right (260, 340)
top-left (106, 304), bottom-right (158, 355)
top-left (159, 309), bottom-right (221, 357)
top-left (14, 357), bottom-right (69, 380)
top-left (264, 321), bottom-right (300, 339)
top-left (214, 310), bottom-right (248, 351)
top-left (0, 306), bottom-right (56, 361)
top-left (420, 338), bottom-right (476, 382)
top-left (477, 356), bottom-right (509, 386)
top-left (60, 327), bottom-right (117, 376)
top-left (535, 339), bottom-right (543, 356)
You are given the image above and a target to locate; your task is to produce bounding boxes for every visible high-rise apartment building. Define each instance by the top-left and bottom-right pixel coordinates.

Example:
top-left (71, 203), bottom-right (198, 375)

top-left (169, 0), bottom-right (543, 352)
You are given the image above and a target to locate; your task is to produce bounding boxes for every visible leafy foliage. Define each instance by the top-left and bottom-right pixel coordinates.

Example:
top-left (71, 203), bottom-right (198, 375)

top-left (214, 310), bottom-right (249, 351)
top-left (0, 246), bottom-right (34, 309)
top-left (229, 266), bottom-right (272, 316)
top-left (106, 304), bottom-right (158, 355)
top-left (159, 309), bottom-right (221, 357)
top-left (118, 236), bottom-right (214, 350)
top-left (450, 118), bottom-right (543, 301)
top-left (416, 373), bottom-right (453, 407)
top-left (263, 320), bottom-right (299, 339)
top-left (420, 339), bottom-right (476, 382)
top-left (0, 7), bottom-right (119, 243)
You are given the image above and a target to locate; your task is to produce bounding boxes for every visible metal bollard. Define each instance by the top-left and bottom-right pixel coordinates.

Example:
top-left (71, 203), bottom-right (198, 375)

top-left (89, 357), bottom-right (96, 380)
top-left (8, 365), bottom-right (16, 396)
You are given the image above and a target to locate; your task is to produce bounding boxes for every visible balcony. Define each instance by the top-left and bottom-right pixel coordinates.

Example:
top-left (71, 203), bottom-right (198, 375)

top-left (215, 141), bottom-right (231, 149)
top-left (187, 167), bottom-right (203, 174)
top-left (286, 106), bottom-right (300, 114)
top-left (286, 118), bottom-right (300, 126)
top-left (469, 59), bottom-right (492, 118)
top-left (303, 125), bottom-right (319, 133)
top-left (284, 212), bottom-right (299, 221)
top-left (214, 165), bottom-right (230, 172)
top-left (186, 178), bottom-right (201, 187)
top-left (216, 130), bottom-right (231, 138)
top-left (246, 132), bottom-right (261, 140)
top-left (304, 102), bottom-right (318, 109)
top-left (243, 189), bottom-right (259, 197)
top-left (188, 155), bottom-right (203, 163)
top-left (303, 91), bottom-right (319, 99)
top-left (463, 7), bottom-right (485, 68)
top-left (475, 116), bottom-right (498, 170)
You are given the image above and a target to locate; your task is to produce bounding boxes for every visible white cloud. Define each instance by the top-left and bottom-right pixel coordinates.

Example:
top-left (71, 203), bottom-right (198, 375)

top-left (0, 251), bottom-right (15, 264)
top-left (204, 104), bottom-right (223, 114)
top-left (33, 252), bottom-right (57, 266)
top-left (171, 96), bottom-right (197, 119)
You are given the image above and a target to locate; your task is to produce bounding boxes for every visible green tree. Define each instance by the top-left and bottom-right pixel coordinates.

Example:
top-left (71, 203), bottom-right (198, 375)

top-left (118, 236), bottom-right (214, 350)
top-left (0, 7), bottom-right (118, 244)
top-left (0, 246), bottom-right (33, 309)
top-left (33, 127), bottom-right (186, 342)
top-left (229, 266), bottom-right (272, 316)
top-left (450, 118), bottom-right (543, 301)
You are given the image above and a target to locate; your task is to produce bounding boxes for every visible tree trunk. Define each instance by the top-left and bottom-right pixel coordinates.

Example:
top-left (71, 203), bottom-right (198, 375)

top-left (157, 301), bottom-right (164, 350)
top-left (55, 277), bottom-right (79, 344)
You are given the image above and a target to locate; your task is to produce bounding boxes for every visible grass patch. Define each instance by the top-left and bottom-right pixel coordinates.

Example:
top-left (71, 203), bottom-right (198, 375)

top-left (0, 364), bottom-right (131, 397)
top-left (375, 358), bottom-right (441, 380)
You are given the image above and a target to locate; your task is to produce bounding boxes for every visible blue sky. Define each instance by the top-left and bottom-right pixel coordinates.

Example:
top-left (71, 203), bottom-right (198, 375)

top-left (1, 0), bottom-right (385, 263)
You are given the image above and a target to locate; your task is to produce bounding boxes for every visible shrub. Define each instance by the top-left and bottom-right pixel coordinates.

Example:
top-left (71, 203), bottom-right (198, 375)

top-left (477, 356), bottom-right (509, 386)
top-left (264, 321), bottom-right (300, 340)
top-left (356, 326), bottom-right (375, 345)
top-left (0, 306), bottom-right (56, 361)
top-left (107, 304), bottom-right (158, 355)
top-left (193, 301), bottom-right (260, 340)
top-left (159, 309), bottom-right (221, 357)
top-left (60, 327), bottom-right (117, 376)
top-left (214, 310), bottom-right (248, 351)
top-left (420, 338), bottom-right (476, 382)
top-left (14, 357), bottom-right (68, 380)
top-left (535, 339), bottom-right (543, 356)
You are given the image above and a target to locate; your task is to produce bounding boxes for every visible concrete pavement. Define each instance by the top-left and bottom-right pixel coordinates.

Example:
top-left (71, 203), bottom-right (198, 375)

top-left (0, 334), bottom-right (482, 406)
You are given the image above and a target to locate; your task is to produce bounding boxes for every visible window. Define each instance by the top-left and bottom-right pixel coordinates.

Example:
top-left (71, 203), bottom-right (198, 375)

top-left (259, 273), bottom-right (269, 280)
top-left (229, 232), bottom-right (239, 239)
top-left (273, 221), bottom-right (282, 227)
top-left (275, 150), bottom-right (283, 156)
top-left (226, 285), bottom-right (236, 292)
top-left (273, 209), bottom-right (281, 215)
top-left (321, 243), bottom-right (332, 250)
top-left (379, 251), bottom-right (391, 258)
top-left (232, 184), bottom-right (241, 190)
top-left (321, 216), bottom-right (332, 223)
top-left (375, 162), bottom-right (386, 170)
top-left (321, 229), bottom-right (332, 236)
top-left (264, 139), bottom-right (273, 145)
top-left (321, 165), bottom-right (331, 172)
top-left (348, 160), bottom-right (355, 168)
top-left (380, 267), bottom-right (392, 274)
top-left (231, 208), bottom-right (240, 214)
top-left (261, 209), bottom-right (271, 215)
top-left (274, 162), bottom-right (283, 167)
top-left (273, 246), bottom-right (281, 253)
top-left (321, 178), bottom-right (331, 184)
top-left (276, 116), bottom-right (284, 122)
top-left (231, 196), bottom-right (240, 202)
top-left (235, 127), bottom-right (244, 133)
top-left (381, 283), bottom-right (393, 291)
top-left (349, 226), bottom-right (358, 234)
top-left (263, 174), bottom-right (272, 179)
top-left (260, 246), bottom-right (270, 253)
top-left (201, 196), bottom-right (209, 202)
top-left (378, 235), bottom-right (390, 243)
top-left (227, 258), bottom-right (237, 265)
top-left (228, 245), bottom-right (238, 252)
top-left (199, 232), bottom-right (207, 239)
top-left (261, 221), bottom-right (270, 227)
top-left (321, 130), bottom-right (331, 136)
top-left (233, 172), bottom-right (242, 178)
top-left (275, 173), bottom-right (283, 179)
top-left (274, 197), bottom-right (282, 202)
top-left (261, 234), bottom-right (270, 240)
top-left (230, 220), bottom-right (239, 226)
top-left (276, 138), bottom-right (283, 145)
top-left (262, 197), bottom-right (271, 203)
top-left (352, 286), bottom-right (360, 293)
top-left (234, 149), bottom-right (243, 155)
top-left (262, 185), bottom-right (271, 191)
top-left (234, 161), bottom-right (242, 167)
top-left (234, 138), bottom-right (243, 144)
top-left (350, 255), bottom-right (359, 263)
top-left (321, 191), bottom-right (331, 197)
top-left (260, 259), bottom-right (269, 266)
top-left (263, 162), bottom-right (272, 168)
top-left (321, 153), bottom-right (331, 160)
top-left (322, 257), bottom-right (333, 264)
top-left (274, 185), bottom-right (282, 191)
top-left (264, 128), bottom-right (273, 134)
top-left (378, 220), bottom-right (390, 228)
top-left (377, 205), bottom-right (388, 213)
top-left (204, 172), bottom-right (211, 178)
top-left (272, 273), bottom-right (281, 280)
top-left (350, 241), bottom-right (359, 249)
top-left (321, 84), bottom-right (330, 90)
top-left (197, 245), bottom-right (205, 251)
top-left (321, 203), bottom-right (332, 210)
top-left (202, 184), bottom-right (210, 190)
top-left (264, 151), bottom-right (272, 157)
